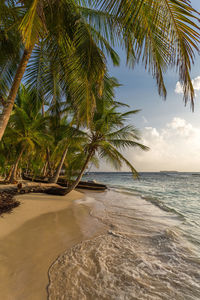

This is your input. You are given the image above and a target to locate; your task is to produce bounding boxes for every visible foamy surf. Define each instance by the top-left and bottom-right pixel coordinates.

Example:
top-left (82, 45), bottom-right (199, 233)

top-left (47, 190), bottom-right (200, 299)
top-left (48, 233), bottom-right (200, 300)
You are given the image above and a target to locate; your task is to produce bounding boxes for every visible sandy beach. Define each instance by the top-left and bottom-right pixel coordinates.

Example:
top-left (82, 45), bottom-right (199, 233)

top-left (0, 190), bottom-right (106, 300)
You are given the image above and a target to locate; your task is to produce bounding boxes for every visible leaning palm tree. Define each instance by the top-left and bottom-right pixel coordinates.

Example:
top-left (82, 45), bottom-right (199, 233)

top-left (66, 105), bottom-right (149, 193)
top-left (0, 0), bottom-right (199, 141)
top-left (0, 0), bottom-right (108, 140)
top-left (49, 124), bottom-right (87, 183)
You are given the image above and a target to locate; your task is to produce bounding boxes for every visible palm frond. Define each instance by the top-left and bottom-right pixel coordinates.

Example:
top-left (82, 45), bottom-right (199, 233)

top-left (18, 0), bottom-right (43, 47)
top-left (100, 141), bottom-right (139, 178)
top-left (109, 139), bottom-right (149, 151)
top-left (106, 125), bottom-right (140, 140)
top-left (97, 0), bottom-right (200, 107)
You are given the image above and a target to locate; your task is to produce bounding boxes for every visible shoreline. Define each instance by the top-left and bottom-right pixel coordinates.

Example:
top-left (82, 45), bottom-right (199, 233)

top-left (0, 190), bottom-right (107, 300)
top-left (1, 186), bottom-right (199, 300)
top-left (47, 189), bottom-right (200, 300)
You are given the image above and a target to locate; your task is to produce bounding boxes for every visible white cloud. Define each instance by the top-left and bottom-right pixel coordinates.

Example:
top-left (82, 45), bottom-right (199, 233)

top-left (92, 117), bottom-right (200, 172)
top-left (175, 76), bottom-right (200, 96)
top-left (192, 76), bottom-right (200, 91)
top-left (175, 81), bottom-right (183, 94)
top-left (166, 117), bottom-right (195, 137)
top-left (128, 117), bottom-right (200, 171)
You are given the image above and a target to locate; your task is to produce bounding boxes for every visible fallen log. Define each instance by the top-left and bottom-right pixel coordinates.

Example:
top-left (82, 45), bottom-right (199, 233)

top-left (0, 182), bottom-right (68, 196)
top-left (22, 174), bottom-right (49, 183)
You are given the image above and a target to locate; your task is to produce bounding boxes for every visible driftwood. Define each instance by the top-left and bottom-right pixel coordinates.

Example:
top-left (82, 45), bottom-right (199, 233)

top-left (0, 183), bottom-right (69, 196)
top-left (21, 174), bottom-right (49, 183)
top-left (0, 183), bottom-right (70, 215)
top-left (0, 173), bottom-right (108, 215)
top-left (0, 191), bottom-right (20, 215)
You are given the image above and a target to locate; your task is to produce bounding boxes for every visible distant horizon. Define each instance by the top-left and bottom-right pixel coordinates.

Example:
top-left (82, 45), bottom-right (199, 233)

top-left (87, 171), bottom-right (200, 173)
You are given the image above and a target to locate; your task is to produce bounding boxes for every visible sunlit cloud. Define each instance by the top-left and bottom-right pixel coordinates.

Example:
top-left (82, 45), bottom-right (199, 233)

top-left (128, 117), bottom-right (200, 171)
top-left (92, 117), bottom-right (200, 172)
top-left (175, 76), bottom-right (200, 96)
top-left (175, 81), bottom-right (183, 94)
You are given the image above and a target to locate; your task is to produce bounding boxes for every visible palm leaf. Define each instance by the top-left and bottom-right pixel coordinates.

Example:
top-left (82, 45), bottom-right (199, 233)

top-left (97, 0), bottom-right (200, 107)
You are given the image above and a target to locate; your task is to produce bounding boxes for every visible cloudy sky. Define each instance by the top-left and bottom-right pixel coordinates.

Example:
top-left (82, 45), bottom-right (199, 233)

top-left (96, 0), bottom-right (200, 172)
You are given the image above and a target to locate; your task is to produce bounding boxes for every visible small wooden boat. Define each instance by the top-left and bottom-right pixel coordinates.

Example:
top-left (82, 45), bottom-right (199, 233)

top-left (57, 177), bottom-right (107, 190)
top-left (74, 180), bottom-right (107, 190)
top-left (22, 174), bottom-right (107, 191)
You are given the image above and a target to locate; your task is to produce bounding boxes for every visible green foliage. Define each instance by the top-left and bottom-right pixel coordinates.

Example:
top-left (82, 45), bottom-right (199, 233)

top-left (95, 0), bottom-right (200, 107)
top-left (84, 99), bottom-right (149, 177)
top-left (0, 85), bottom-right (52, 177)
top-left (0, 0), bottom-right (199, 179)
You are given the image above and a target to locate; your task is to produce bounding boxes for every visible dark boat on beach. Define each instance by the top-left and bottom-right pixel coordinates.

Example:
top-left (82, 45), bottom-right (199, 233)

top-left (22, 174), bottom-right (107, 191)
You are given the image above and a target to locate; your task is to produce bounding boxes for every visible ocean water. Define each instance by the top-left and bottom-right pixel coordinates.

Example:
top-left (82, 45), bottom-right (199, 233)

top-left (84, 172), bottom-right (200, 253)
top-left (48, 172), bottom-right (200, 299)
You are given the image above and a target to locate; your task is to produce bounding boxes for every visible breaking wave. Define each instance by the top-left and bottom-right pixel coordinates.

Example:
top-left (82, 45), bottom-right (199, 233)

top-left (48, 190), bottom-right (200, 299)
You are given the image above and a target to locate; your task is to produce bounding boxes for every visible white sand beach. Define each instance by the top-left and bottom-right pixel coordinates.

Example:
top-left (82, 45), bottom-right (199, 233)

top-left (0, 191), bottom-right (106, 300)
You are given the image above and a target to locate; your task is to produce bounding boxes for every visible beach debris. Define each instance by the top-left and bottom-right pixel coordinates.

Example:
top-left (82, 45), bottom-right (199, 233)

top-left (0, 191), bottom-right (20, 215)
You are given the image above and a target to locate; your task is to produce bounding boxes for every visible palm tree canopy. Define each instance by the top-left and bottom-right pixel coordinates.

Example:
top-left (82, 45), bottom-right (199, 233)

top-left (4, 85), bottom-right (51, 151)
top-left (94, 0), bottom-right (200, 107)
top-left (84, 99), bottom-right (149, 177)
top-left (1, 0), bottom-right (199, 110)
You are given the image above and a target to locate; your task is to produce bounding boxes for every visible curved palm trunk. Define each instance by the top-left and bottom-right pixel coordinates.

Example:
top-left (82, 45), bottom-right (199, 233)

top-left (46, 148), bottom-right (53, 176)
top-left (0, 45), bottom-right (34, 141)
top-left (42, 161), bottom-right (48, 177)
top-left (67, 149), bottom-right (94, 193)
top-left (10, 146), bottom-right (25, 183)
top-left (49, 146), bottom-right (68, 183)
top-left (5, 165), bottom-right (14, 182)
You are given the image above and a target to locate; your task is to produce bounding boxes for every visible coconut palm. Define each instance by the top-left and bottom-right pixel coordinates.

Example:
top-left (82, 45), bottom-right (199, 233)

top-left (48, 122), bottom-right (87, 183)
top-left (48, 74), bottom-right (126, 183)
top-left (0, 0), bottom-right (108, 140)
top-left (66, 103), bottom-right (149, 193)
top-left (0, 0), bottom-right (199, 141)
top-left (3, 85), bottom-right (51, 182)
top-left (94, 0), bottom-right (200, 103)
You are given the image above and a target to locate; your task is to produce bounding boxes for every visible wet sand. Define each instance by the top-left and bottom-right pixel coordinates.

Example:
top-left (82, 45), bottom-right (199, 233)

top-left (0, 191), bottom-right (106, 300)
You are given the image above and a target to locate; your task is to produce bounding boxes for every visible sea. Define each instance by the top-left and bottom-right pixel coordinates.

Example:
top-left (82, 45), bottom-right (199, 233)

top-left (48, 172), bottom-right (200, 300)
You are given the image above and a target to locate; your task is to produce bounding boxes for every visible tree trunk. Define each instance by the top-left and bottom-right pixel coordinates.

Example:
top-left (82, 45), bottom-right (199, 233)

top-left (5, 165), bottom-right (14, 182)
top-left (42, 161), bottom-right (48, 177)
top-left (0, 45), bottom-right (34, 141)
top-left (46, 148), bottom-right (53, 176)
top-left (9, 146), bottom-right (26, 183)
top-left (49, 146), bottom-right (68, 183)
top-left (66, 149), bottom-right (94, 193)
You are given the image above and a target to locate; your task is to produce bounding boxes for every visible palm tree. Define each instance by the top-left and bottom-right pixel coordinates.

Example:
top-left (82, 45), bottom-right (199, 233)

top-left (0, 0), bottom-right (199, 140)
top-left (48, 75), bottom-right (125, 183)
top-left (66, 104), bottom-right (149, 193)
top-left (0, 0), bottom-right (108, 140)
top-left (94, 0), bottom-right (200, 104)
top-left (3, 85), bottom-right (51, 182)
top-left (49, 124), bottom-right (87, 183)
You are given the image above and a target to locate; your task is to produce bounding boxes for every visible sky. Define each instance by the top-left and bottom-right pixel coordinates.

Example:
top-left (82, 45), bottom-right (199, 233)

top-left (94, 0), bottom-right (200, 172)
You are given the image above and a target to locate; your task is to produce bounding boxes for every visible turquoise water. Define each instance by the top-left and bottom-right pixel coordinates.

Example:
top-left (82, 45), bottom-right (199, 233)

top-left (84, 172), bottom-right (200, 254)
top-left (48, 172), bottom-right (200, 299)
